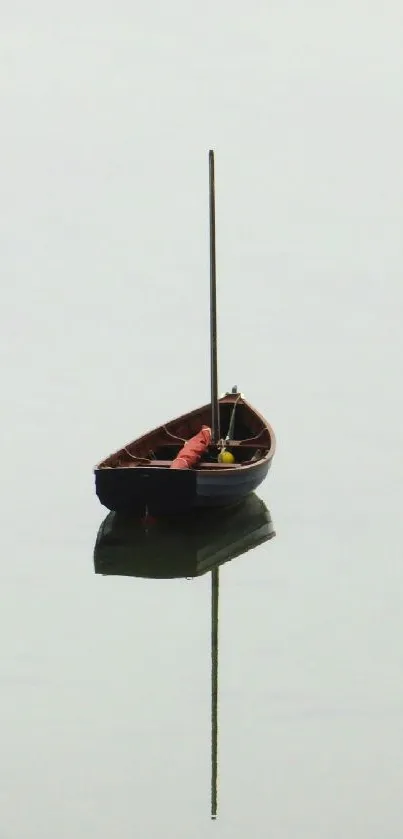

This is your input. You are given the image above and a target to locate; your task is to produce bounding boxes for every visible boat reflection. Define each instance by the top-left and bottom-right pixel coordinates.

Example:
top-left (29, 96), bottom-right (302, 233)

top-left (94, 493), bottom-right (275, 580)
top-left (93, 494), bottom-right (276, 818)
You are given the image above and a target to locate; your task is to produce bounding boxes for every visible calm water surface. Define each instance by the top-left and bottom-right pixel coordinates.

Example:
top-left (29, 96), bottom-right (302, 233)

top-left (2, 2), bottom-right (403, 837)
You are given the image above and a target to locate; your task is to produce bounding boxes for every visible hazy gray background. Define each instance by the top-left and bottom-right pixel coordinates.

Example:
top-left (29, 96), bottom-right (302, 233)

top-left (1, 1), bottom-right (402, 836)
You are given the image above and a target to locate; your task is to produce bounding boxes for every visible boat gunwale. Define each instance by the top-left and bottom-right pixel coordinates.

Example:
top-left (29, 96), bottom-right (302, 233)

top-left (93, 395), bottom-right (276, 472)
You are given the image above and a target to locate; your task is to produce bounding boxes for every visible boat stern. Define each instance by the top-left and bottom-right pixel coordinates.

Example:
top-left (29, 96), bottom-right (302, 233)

top-left (94, 464), bottom-right (198, 515)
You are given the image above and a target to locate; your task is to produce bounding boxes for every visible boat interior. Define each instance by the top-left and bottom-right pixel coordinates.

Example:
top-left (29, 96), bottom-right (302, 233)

top-left (98, 397), bottom-right (273, 470)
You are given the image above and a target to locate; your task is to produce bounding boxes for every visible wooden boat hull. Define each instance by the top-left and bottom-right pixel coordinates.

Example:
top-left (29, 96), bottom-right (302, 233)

top-left (95, 454), bottom-right (271, 515)
top-left (94, 392), bottom-right (275, 516)
top-left (94, 493), bottom-right (276, 579)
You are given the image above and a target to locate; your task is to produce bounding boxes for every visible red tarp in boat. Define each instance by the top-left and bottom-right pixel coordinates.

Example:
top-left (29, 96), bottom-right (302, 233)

top-left (170, 426), bottom-right (212, 469)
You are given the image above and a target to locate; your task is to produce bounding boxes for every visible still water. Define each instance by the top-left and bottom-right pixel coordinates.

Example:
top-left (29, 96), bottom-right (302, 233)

top-left (2, 2), bottom-right (403, 837)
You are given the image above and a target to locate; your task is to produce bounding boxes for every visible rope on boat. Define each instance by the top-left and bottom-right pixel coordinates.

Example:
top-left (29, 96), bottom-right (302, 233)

top-left (225, 393), bottom-right (243, 442)
top-left (241, 426), bottom-right (266, 444)
top-left (222, 426), bottom-right (266, 445)
top-left (123, 448), bottom-right (151, 464)
top-left (162, 425), bottom-right (187, 443)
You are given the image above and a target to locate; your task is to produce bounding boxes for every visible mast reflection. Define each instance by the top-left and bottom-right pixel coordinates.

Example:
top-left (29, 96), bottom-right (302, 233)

top-left (211, 566), bottom-right (219, 819)
top-left (93, 494), bottom-right (276, 818)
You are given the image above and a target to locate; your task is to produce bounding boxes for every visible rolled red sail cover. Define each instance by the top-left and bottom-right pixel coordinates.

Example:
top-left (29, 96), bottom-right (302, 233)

top-left (170, 426), bottom-right (212, 469)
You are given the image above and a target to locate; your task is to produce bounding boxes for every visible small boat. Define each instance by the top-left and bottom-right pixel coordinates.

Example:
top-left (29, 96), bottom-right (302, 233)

top-left (94, 389), bottom-right (275, 515)
top-left (94, 151), bottom-right (276, 515)
top-left (93, 492), bottom-right (276, 579)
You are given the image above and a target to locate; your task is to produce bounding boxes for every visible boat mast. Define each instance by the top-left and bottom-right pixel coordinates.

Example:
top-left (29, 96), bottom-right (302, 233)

top-left (209, 150), bottom-right (220, 443)
top-left (211, 566), bottom-right (219, 819)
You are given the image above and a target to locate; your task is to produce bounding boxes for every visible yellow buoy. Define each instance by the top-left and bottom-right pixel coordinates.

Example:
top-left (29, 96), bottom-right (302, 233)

top-left (218, 449), bottom-right (235, 464)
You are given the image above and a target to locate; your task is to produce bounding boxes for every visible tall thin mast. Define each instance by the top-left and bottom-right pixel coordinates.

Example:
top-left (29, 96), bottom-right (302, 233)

top-left (209, 150), bottom-right (220, 443)
top-left (211, 567), bottom-right (219, 819)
